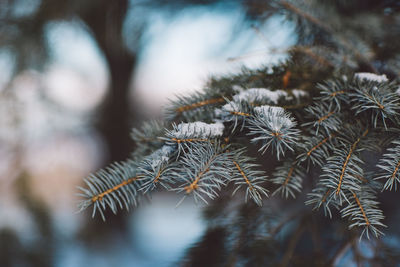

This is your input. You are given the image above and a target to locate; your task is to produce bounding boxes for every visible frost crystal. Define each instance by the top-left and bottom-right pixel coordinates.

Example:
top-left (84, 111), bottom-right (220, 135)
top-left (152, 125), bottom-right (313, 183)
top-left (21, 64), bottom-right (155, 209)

top-left (173, 122), bottom-right (224, 139)
top-left (355, 72), bottom-right (388, 83)
top-left (233, 88), bottom-right (288, 104)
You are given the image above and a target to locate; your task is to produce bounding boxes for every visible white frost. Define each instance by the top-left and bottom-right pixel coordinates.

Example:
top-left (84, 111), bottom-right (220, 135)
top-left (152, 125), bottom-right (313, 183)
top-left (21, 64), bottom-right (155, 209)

top-left (291, 89), bottom-right (308, 99)
top-left (233, 88), bottom-right (288, 104)
top-left (254, 105), bottom-right (285, 116)
top-left (254, 105), bottom-right (294, 130)
top-left (173, 122), bottom-right (224, 139)
top-left (355, 72), bottom-right (388, 83)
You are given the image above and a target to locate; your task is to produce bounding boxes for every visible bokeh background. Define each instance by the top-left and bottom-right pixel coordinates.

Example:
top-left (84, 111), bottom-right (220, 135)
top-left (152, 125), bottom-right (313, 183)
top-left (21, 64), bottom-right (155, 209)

top-left (0, 1), bottom-right (295, 266)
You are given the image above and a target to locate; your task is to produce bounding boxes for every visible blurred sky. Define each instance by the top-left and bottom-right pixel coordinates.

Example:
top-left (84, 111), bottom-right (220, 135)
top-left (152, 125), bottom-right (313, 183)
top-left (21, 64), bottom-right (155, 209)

top-left (0, 4), bottom-right (295, 267)
top-left (43, 6), bottom-right (295, 116)
top-left (133, 9), bottom-right (295, 114)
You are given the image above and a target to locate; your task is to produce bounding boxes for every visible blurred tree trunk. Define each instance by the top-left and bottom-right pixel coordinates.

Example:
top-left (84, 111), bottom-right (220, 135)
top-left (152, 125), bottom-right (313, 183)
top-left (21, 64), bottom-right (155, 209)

top-left (80, 0), bottom-right (136, 163)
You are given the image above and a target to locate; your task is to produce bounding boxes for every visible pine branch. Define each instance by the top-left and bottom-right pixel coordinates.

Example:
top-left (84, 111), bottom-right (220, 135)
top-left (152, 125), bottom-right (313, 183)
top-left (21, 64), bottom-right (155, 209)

top-left (166, 93), bottom-right (226, 121)
top-left (137, 151), bottom-right (175, 193)
top-left (176, 97), bottom-right (226, 114)
top-left (172, 142), bottom-right (232, 204)
top-left (376, 139), bottom-right (400, 190)
top-left (78, 61), bottom-right (399, 242)
top-left (162, 122), bottom-right (224, 154)
top-left (248, 105), bottom-right (300, 159)
top-left (297, 131), bottom-right (336, 167)
top-left (317, 78), bottom-right (350, 110)
top-left (272, 159), bottom-right (305, 199)
top-left (303, 102), bottom-right (342, 135)
top-left (319, 128), bottom-right (369, 205)
top-left (165, 84), bottom-right (234, 121)
top-left (215, 99), bottom-right (254, 131)
top-left (78, 160), bottom-right (142, 220)
top-left (230, 148), bottom-right (269, 206)
top-left (131, 120), bottom-right (165, 145)
top-left (341, 188), bottom-right (386, 239)
top-left (130, 120), bottom-right (166, 158)
top-left (350, 75), bottom-right (400, 128)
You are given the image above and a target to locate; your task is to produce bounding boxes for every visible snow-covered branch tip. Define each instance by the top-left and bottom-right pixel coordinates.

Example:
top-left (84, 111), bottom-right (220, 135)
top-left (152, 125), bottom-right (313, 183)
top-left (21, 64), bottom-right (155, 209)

top-left (248, 105), bottom-right (300, 159)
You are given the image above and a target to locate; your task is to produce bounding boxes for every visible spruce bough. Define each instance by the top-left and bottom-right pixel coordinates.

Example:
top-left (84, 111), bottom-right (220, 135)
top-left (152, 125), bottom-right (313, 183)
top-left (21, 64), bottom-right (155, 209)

top-left (77, 0), bottom-right (400, 264)
top-left (78, 69), bottom-right (400, 240)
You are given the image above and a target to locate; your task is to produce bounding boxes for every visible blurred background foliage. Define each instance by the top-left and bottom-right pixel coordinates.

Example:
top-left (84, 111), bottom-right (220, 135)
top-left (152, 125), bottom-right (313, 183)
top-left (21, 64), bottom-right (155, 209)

top-left (1, 0), bottom-right (400, 266)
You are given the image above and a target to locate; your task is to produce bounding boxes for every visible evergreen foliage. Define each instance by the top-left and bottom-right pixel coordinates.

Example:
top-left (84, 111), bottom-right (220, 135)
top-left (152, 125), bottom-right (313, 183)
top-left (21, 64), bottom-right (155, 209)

top-left (78, 0), bottom-right (400, 265)
top-left (79, 70), bottom-right (400, 238)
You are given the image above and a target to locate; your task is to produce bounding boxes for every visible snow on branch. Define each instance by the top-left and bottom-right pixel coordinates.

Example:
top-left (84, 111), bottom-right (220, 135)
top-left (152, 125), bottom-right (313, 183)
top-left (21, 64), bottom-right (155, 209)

top-left (233, 88), bottom-right (288, 104)
top-left (172, 122), bottom-right (224, 139)
top-left (354, 72), bottom-right (388, 83)
top-left (248, 105), bottom-right (300, 159)
top-left (78, 59), bottom-right (400, 241)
